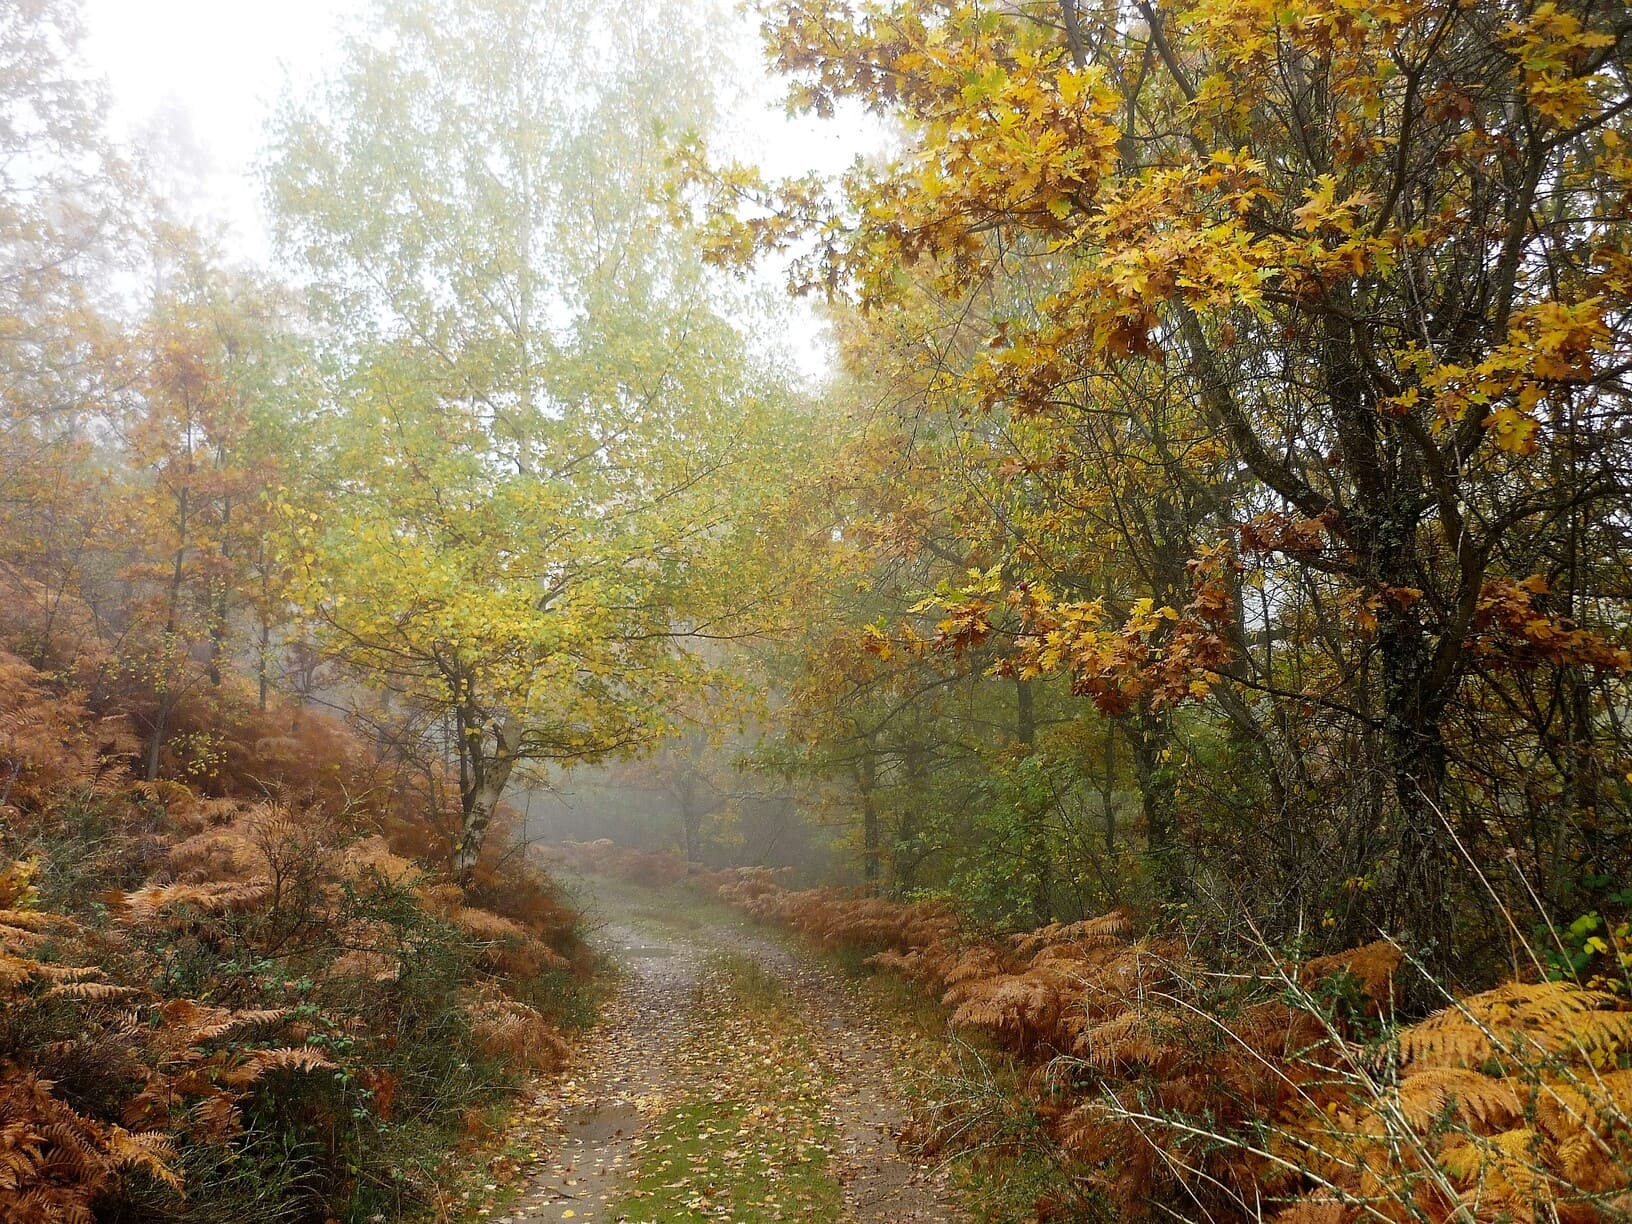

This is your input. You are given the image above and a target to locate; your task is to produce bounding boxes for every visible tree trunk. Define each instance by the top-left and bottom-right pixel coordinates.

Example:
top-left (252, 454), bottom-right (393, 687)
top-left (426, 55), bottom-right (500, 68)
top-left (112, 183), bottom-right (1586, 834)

top-left (859, 750), bottom-right (881, 886)
top-left (257, 618), bottom-right (271, 711)
top-left (896, 746), bottom-right (928, 893)
top-left (1015, 675), bottom-right (1052, 923)
top-left (207, 489), bottom-right (230, 686)
top-left (680, 772), bottom-right (702, 864)
top-left (455, 717), bottom-right (521, 883)
top-left (1099, 726), bottom-right (1116, 851)
top-left (1380, 613), bottom-right (1454, 962)
top-left (148, 481), bottom-right (190, 782)
top-left (207, 583), bottom-right (228, 686)
top-left (1125, 701), bottom-right (1182, 899)
top-left (144, 693), bottom-right (173, 782)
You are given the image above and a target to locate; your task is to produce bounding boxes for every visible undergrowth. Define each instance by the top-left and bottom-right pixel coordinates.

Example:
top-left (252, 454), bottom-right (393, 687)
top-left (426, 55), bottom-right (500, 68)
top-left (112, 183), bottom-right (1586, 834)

top-left (558, 839), bottom-right (1632, 1224)
top-left (0, 645), bottom-right (592, 1223)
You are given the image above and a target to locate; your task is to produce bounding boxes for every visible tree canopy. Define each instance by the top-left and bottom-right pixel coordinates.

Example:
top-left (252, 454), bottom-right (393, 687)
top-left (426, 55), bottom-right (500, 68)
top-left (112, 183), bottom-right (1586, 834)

top-left (263, 0), bottom-right (801, 876)
top-left (680, 0), bottom-right (1632, 967)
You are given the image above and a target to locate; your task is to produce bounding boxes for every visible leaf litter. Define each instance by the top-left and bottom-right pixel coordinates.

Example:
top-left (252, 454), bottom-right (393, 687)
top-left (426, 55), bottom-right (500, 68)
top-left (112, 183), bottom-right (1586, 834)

top-left (487, 877), bottom-right (961, 1223)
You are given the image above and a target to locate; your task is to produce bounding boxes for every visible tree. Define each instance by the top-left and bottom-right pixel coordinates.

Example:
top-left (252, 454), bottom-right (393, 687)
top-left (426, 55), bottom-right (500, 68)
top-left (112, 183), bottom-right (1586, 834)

top-left (0, 0), bottom-right (125, 662)
top-left (267, 0), bottom-right (793, 879)
top-left (707, 0), bottom-right (1632, 964)
top-left (826, 273), bottom-right (1226, 901)
top-left (106, 262), bottom-right (299, 776)
top-left (739, 299), bottom-right (1101, 914)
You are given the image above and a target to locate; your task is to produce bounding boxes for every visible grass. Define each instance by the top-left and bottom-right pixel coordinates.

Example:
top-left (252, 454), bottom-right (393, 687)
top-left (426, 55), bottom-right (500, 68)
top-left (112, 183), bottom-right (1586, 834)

top-left (519, 961), bottom-right (615, 1033)
top-left (606, 950), bottom-right (843, 1223)
top-left (614, 1097), bottom-right (840, 1223)
top-left (597, 878), bottom-right (737, 938)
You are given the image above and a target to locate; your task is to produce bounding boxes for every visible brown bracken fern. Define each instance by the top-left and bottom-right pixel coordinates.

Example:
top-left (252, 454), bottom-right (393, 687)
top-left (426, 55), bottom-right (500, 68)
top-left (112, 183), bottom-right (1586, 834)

top-left (554, 842), bottom-right (1632, 1224)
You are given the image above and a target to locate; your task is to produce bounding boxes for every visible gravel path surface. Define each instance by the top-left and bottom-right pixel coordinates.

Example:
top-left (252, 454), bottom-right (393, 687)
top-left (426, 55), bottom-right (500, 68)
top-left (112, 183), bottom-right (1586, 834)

top-left (498, 875), bottom-right (962, 1224)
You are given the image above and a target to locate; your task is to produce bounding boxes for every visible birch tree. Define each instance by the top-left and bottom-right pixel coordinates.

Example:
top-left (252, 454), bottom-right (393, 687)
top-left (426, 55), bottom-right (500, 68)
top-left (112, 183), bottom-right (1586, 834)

top-left (267, 0), bottom-right (787, 878)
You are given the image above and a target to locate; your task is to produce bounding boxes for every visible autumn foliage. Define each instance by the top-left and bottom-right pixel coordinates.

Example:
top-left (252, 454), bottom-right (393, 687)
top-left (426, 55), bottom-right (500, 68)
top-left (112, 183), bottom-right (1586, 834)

top-left (0, 638), bottom-right (582, 1220)
top-left (563, 840), bottom-right (1632, 1222)
top-left (5, 0), bottom-right (1632, 1215)
top-left (680, 0), bottom-right (1632, 996)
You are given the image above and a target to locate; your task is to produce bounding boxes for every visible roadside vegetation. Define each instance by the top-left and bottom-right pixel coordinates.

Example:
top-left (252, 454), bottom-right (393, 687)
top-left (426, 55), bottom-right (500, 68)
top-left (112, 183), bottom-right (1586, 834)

top-left (0, 647), bottom-right (588, 1222)
top-left (4, 0), bottom-right (1632, 1218)
top-left (560, 842), bottom-right (1632, 1222)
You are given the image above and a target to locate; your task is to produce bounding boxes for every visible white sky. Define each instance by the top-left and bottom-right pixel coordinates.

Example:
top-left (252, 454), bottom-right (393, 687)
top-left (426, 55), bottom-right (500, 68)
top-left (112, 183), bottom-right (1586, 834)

top-left (77, 0), bottom-right (887, 380)
top-left (82, 0), bottom-right (364, 257)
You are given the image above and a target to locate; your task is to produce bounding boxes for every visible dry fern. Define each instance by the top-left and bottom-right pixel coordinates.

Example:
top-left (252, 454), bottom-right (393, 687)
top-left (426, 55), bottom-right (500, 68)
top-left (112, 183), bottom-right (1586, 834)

top-left (42, 981), bottom-right (139, 1003)
top-left (1011, 909), bottom-right (1133, 955)
top-left (1400, 982), bottom-right (1632, 1071)
top-left (0, 1063), bottom-right (182, 1220)
top-left (1076, 1006), bottom-right (1187, 1073)
top-left (118, 879), bottom-right (274, 924)
top-left (1300, 940), bottom-right (1403, 1012)
top-left (1395, 1067), bottom-right (1525, 1132)
top-left (462, 990), bottom-right (567, 1072)
top-left (1281, 980), bottom-right (1632, 1222)
top-left (232, 1046), bottom-right (339, 1083)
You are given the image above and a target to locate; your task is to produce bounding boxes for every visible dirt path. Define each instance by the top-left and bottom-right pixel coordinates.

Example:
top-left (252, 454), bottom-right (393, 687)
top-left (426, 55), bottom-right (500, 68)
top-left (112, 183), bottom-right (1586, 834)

top-left (494, 875), bottom-right (962, 1224)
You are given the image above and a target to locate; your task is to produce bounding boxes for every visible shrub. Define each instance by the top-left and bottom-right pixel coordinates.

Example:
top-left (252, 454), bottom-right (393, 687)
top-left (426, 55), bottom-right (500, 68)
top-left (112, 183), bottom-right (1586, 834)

top-left (0, 643), bottom-right (588, 1222)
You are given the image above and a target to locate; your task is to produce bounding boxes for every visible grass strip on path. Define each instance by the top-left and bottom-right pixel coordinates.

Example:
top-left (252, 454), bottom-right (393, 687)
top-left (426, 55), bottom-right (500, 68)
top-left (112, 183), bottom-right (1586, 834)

top-left (609, 955), bottom-right (842, 1223)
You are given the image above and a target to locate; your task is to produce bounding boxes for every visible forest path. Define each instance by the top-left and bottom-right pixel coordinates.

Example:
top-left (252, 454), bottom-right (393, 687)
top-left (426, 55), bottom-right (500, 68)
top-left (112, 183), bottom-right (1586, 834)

top-left (495, 873), bottom-right (963, 1224)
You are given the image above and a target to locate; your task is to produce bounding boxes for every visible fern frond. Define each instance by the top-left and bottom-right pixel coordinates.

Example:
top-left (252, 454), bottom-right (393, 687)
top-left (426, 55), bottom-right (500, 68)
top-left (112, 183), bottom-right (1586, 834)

top-left (104, 1126), bottom-right (182, 1191)
top-left (1300, 940), bottom-right (1402, 1008)
top-left (240, 1047), bottom-right (337, 1079)
top-left (1400, 981), bottom-right (1632, 1071)
top-left (1076, 1007), bottom-right (1187, 1073)
top-left (188, 1008), bottom-right (289, 1043)
top-left (1011, 909), bottom-right (1133, 955)
top-left (328, 949), bottom-right (400, 981)
top-left (1457, 1127), bottom-right (1555, 1218)
top-left (28, 964), bottom-right (101, 983)
top-left (1396, 1067), bottom-right (1523, 1132)
top-left (1273, 1199), bottom-right (1350, 1224)
top-left (119, 879), bottom-right (272, 924)
top-left (42, 982), bottom-right (137, 1002)
top-left (940, 946), bottom-right (1007, 986)
top-left (0, 922), bottom-right (49, 953)
top-left (189, 1092), bottom-right (243, 1141)
top-left (337, 836), bottom-right (422, 891)
top-left (0, 910), bottom-right (55, 933)
top-left (948, 974), bottom-right (1064, 1044)
top-left (128, 779), bottom-right (196, 809)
